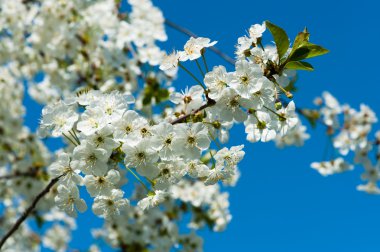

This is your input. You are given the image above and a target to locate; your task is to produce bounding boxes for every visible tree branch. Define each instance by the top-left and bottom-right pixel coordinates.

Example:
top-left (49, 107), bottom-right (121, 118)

top-left (0, 174), bottom-right (64, 249)
top-left (164, 19), bottom-right (236, 66)
top-left (171, 98), bottom-right (216, 125)
top-left (0, 170), bottom-right (39, 180)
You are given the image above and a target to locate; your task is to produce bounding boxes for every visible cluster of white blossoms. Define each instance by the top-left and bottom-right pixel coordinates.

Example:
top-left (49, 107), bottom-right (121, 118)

top-left (0, 0), bottom-right (167, 104)
top-left (0, 0), bottom-right (246, 250)
top-left (171, 180), bottom-right (231, 232)
top-left (39, 88), bottom-right (245, 216)
top-left (34, 15), bottom-right (317, 249)
top-left (2, 0), bottom-right (375, 251)
top-left (161, 39), bottom-right (302, 145)
top-left (89, 180), bottom-right (228, 251)
top-left (309, 92), bottom-right (379, 193)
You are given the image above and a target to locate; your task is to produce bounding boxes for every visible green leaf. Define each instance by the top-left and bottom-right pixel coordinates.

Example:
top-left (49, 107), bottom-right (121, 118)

top-left (142, 94), bottom-right (152, 105)
top-left (291, 27), bottom-right (310, 52)
top-left (157, 89), bottom-right (169, 99)
top-left (284, 61), bottom-right (314, 71)
top-left (265, 21), bottom-right (290, 60)
top-left (288, 42), bottom-right (329, 61)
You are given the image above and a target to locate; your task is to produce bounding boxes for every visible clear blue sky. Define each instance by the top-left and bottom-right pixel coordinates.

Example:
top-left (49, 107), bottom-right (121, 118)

top-left (26, 0), bottom-right (380, 251)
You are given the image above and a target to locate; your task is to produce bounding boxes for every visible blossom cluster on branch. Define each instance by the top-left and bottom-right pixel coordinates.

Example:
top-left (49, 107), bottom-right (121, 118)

top-left (307, 92), bottom-right (380, 193)
top-left (0, 0), bottom-right (377, 251)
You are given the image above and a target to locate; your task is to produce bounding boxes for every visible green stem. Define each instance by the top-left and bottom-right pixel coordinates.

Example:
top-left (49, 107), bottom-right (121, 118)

top-left (146, 177), bottom-right (155, 187)
top-left (252, 111), bottom-right (261, 122)
top-left (62, 133), bottom-right (78, 146)
top-left (72, 129), bottom-right (81, 144)
top-left (275, 82), bottom-right (287, 94)
top-left (178, 62), bottom-right (206, 90)
top-left (195, 59), bottom-right (205, 77)
top-left (202, 53), bottom-right (209, 73)
top-left (209, 132), bottom-right (221, 150)
top-left (126, 166), bottom-right (152, 193)
top-left (209, 150), bottom-right (216, 169)
top-left (273, 80), bottom-right (292, 98)
top-left (258, 41), bottom-right (265, 51)
top-left (69, 130), bottom-right (80, 145)
top-left (263, 105), bottom-right (286, 121)
top-left (202, 121), bottom-right (214, 126)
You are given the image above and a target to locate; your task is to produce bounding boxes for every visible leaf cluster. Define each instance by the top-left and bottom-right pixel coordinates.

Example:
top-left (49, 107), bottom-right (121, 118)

top-left (266, 21), bottom-right (329, 72)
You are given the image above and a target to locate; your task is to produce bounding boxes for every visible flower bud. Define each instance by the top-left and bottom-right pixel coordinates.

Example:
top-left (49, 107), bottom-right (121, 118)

top-left (275, 101), bottom-right (282, 110)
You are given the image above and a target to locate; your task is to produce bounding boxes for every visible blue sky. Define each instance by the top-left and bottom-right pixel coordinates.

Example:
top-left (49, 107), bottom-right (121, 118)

top-left (25, 0), bottom-right (380, 251)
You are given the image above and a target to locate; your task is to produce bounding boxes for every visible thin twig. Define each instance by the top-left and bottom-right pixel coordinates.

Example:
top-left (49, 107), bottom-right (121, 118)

top-left (171, 98), bottom-right (216, 125)
top-left (165, 19), bottom-right (236, 66)
top-left (195, 59), bottom-right (205, 77)
top-left (0, 174), bottom-right (64, 249)
top-left (125, 166), bottom-right (152, 193)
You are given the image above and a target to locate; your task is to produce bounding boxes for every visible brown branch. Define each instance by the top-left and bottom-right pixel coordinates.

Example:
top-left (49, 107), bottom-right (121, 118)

top-left (0, 170), bottom-right (39, 180)
top-left (171, 98), bottom-right (216, 125)
top-left (21, 0), bottom-right (38, 4)
top-left (0, 174), bottom-right (64, 249)
top-left (164, 19), bottom-right (236, 66)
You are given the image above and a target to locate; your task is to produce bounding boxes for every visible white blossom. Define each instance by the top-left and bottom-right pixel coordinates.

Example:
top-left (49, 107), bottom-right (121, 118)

top-left (71, 142), bottom-right (110, 176)
top-left (178, 37), bottom-right (217, 61)
top-left (249, 22), bottom-right (266, 43)
top-left (137, 190), bottom-right (169, 210)
top-left (55, 184), bottom-right (87, 217)
top-left (84, 169), bottom-right (120, 197)
top-left (92, 189), bottom-right (130, 219)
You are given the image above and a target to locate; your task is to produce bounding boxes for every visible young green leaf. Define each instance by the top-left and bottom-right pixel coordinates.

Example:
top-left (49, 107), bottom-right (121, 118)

top-left (142, 94), bottom-right (152, 105)
top-left (292, 27), bottom-right (310, 52)
top-left (265, 21), bottom-right (290, 61)
top-left (284, 61), bottom-right (314, 71)
top-left (288, 43), bottom-right (329, 62)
